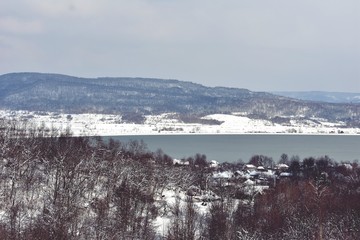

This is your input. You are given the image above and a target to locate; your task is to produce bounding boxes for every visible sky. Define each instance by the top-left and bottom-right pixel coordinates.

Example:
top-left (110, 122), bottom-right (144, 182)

top-left (0, 0), bottom-right (359, 92)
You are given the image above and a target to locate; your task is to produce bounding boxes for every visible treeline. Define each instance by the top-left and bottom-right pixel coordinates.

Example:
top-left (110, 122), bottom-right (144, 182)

top-left (0, 121), bottom-right (200, 240)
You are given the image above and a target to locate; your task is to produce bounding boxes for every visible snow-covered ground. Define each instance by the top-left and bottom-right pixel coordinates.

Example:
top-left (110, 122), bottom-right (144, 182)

top-left (1, 110), bottom-right (359, 136)
top-left (153, 188), bottom-right (211, 237)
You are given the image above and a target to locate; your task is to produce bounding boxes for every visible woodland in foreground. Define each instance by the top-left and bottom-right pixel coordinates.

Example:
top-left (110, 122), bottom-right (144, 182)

top-left (0, 120), bottom-right (360, 240)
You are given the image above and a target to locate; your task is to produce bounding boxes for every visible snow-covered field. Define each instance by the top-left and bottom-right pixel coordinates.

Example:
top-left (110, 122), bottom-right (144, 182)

top-left (1, 110), bottom-right (359, 136)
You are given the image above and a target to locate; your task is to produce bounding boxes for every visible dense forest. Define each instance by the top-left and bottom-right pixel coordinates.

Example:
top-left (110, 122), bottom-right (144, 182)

top-left (0, 121), bottom-right (360, 239)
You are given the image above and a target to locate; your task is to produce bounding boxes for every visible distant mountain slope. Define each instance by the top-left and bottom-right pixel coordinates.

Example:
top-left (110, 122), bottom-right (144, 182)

top-left (0, 72), bottom-right (359, 126)
top-left (273, 91), bottom-right (360, 104)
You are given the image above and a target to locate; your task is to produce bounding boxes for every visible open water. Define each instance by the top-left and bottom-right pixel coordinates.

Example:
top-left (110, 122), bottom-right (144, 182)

top-left (111, 134), bottom-right (360, 163)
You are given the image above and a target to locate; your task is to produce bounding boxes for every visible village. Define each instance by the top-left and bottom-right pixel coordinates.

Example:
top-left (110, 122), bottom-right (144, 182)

top-left (170, 154), bottom-right (355, 203)
top-left (170, 157), bottom-right (292, 202)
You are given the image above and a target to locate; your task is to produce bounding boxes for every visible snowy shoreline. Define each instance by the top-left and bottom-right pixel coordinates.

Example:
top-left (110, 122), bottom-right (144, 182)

top-left (1, 110), bottom-right (359, 137)
top-left (100, 133), bottom-right (360, 138)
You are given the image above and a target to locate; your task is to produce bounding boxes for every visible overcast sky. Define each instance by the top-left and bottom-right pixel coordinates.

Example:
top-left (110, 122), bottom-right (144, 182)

top-left (0, 0), bottom-right (359, 92)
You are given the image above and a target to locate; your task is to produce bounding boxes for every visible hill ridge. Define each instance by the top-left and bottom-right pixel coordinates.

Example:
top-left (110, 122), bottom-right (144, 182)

top-left (0, 72), bottom-right (359, 127)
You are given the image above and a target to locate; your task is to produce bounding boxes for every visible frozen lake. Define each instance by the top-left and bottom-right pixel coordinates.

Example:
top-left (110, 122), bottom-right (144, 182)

top-left (110, 134), bottom-right (360, 163)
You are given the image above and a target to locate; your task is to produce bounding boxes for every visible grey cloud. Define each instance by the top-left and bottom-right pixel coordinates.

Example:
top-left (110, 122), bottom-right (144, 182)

top-left (0, 0), bottom-right (359, 92)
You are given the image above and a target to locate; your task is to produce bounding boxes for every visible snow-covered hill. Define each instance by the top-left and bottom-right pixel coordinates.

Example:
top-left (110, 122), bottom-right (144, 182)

top-left (1, 73), bottom-right (360, 128)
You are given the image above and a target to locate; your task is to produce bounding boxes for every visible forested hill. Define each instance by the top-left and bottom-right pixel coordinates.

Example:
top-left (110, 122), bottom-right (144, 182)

top-left (0, 72), bottom-right (359, 126)
top-left (273, 91), bottom-right (360, 104)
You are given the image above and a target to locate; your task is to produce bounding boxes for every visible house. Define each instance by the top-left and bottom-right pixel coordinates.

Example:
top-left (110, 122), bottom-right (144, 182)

top-left (173, 159), bottom-right (190, 166)
top-left (212, 171), bottom-right (233, 186)
top-left (243, 179), bottom-right (255, 186)
top-left (257, 166), bottom-right (267, 172)
top-left (275, 164), bottom-right (289, 171)
top-left (279, 172), bottom-right (292, 178)
top-left (209, 160), bottom-right (219, 168)
top-left (243, 164), bottom-right (257, 171)
top-left (212, 171), bottom-right (232, 180)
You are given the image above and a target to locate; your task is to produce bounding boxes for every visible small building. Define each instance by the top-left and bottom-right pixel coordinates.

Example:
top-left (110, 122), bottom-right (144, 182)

top-left (279, 172), bottom-right (292, 178)
top-left (257, 166), bottom-right (267, 172)
top-left (173, 159), bottom-right (190, 166)
top-left (275, 164), bottom-right (289, 171)
top-left (243, 164), bottom-right (257, 171)
top-left (244, 179), bottom-right (255, 186)
top-left (209, 160), bottom-right (219, 168)
top-left (212, 171), bottom-right (232, 180)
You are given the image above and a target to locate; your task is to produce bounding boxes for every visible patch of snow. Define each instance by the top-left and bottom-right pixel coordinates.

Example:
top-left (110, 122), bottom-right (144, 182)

top-left (280, 172), bottom-right (292, 177)
top-left (213, 171), bottom-right (232, 179)
top-left (244, 179), bottom-right (255, 185)
top-left (343, 163), bottom-right (353, 170)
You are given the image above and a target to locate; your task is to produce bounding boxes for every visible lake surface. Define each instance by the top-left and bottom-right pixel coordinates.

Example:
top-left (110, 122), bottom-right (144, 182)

top-left (111, 134), bottom-right (360, 163)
